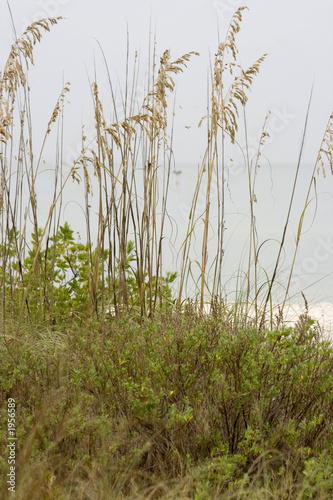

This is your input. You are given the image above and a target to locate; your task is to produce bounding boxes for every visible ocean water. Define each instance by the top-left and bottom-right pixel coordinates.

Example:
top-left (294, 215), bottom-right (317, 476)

top-left (167, 162), bottom-right (333, 310)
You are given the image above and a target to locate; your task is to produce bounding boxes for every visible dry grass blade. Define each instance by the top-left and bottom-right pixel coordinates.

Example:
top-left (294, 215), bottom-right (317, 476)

top-left (279, 109), bottom-right (333, 313)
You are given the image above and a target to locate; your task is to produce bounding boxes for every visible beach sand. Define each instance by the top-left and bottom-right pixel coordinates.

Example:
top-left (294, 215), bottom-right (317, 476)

top-left (282, 302), bottom-right (333, 339)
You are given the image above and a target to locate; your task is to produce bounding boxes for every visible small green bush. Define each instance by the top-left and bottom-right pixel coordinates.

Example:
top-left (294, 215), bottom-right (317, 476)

top-left (0, 222), bottom-right (177, 326)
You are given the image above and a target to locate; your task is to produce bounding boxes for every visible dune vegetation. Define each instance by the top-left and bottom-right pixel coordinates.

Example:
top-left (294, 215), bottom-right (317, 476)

top-left (1, 8), bottom-right (333, 498)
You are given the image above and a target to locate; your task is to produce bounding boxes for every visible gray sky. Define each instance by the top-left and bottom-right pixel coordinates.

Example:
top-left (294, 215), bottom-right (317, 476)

top-left (1, 0), bottom-right (333, 304)
top-left (1, 0), bottom-right (333, 166)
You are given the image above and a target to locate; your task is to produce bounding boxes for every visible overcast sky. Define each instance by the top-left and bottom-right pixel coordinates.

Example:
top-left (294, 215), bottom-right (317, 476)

top-left (1, 0), bottom-right (333, 304)
top-left (1, 0), bottom-right (333, 166)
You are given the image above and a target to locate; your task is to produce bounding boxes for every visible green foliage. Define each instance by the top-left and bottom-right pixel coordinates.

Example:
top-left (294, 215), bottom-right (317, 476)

top-left (1, 307), bottom-right (333, 498)
top-left (0, 222), bottom-right (177, 325)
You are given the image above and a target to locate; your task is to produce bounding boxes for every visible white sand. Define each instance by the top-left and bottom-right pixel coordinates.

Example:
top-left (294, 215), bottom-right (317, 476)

top-left (281, 302), bottom-right (333, 338)
top-left (202, 301), bottom-right (333, 340)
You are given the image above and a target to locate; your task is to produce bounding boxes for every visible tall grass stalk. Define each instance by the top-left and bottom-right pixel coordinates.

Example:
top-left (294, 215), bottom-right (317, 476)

top-left (1, 9), bottom-right (332, 329)
top-left (178, 7), bottom-right (266, 313)
top-left (281, 111), bottom-right (333, 309)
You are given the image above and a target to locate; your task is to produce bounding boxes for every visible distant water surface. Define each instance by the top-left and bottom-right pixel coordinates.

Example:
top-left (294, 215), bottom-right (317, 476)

top-left (168, 163), bottom-right (333, 305)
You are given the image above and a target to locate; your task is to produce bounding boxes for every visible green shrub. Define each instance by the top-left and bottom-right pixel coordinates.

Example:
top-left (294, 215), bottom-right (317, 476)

top-left (1, 306), bottom-right (333, 498)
